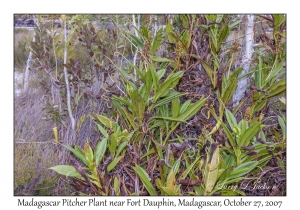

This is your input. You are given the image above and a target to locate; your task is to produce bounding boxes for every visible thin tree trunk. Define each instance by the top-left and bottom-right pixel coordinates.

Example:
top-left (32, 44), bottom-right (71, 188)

top-left (232, 15), bottom-right (255, 107)
top-left (24, 52), bottom-right (32, 92)
top-left (132, 14), bottom-right (140, 82)
top-left (63, 19), bottom-right (76, 137)
top-left (137, 14), bottom-right (140, 32)
top-left (24, 17), bottom-right (39, 92)
top-left (132, 14), bottom-right (139, 37)
top-left (132, 15), bottom-right (140, 193)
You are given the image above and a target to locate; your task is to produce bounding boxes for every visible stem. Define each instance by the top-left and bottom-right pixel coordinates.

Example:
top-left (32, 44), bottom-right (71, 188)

top-left (132, 14), bottom-right (140, 82)
top-left (24, 52), bottom-right (32, 92)
top-left (24, 16), bottom-right (38, 92)
top-left (232, 15), bottom-right (255, 108)
top-left (52, 20), bottom-right (58, 79)
top-left (63, 19), bottom-right (76, 136)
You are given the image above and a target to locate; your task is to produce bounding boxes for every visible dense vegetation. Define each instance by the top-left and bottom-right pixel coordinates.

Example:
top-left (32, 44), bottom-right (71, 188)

top-left (14, 14), bottom-right (286, 196)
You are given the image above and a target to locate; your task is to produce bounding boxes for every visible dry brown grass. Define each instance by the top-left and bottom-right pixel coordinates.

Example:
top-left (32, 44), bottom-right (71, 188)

top-left (14, 71), bottom-right (107, 195)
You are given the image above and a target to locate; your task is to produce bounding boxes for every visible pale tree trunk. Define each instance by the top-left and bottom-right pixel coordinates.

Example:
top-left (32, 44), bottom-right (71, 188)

top-left (232, 15), bottom-right (255, 107)
top-left (133, 15), bottom-right (141, 195)
top-left (24, 17), bottom-right (39, 91)
top-left (24, 52), bottom-right (32, 91)
top-left (63, 19), bottom-right (76, 136)
top-left (132, 14), bottom-right (140, 82)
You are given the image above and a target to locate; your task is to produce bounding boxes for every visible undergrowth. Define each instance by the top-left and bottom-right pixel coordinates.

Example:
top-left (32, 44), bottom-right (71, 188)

top-left (14, 14), bottom-right (286, 196)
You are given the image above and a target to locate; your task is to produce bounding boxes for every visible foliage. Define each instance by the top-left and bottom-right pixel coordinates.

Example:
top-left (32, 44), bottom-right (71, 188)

top-left (15, 14), bottom-right (286, 196)
top-left (14, 28), bottom-right (34, 70)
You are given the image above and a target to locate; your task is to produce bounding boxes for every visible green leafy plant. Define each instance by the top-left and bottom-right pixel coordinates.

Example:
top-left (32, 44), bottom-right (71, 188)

top-left (44, 14), bottom-right (286, 196)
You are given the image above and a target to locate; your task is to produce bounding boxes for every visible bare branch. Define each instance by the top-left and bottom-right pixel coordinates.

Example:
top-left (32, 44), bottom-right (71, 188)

top-left (63, 19), bottom-right (76, 137)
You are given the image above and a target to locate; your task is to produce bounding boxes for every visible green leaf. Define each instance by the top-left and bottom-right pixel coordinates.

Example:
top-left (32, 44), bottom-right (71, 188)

top-left (150, 56), bottom-right (173, 63)
top-left (180, 15), bottom-right (189, 28)
top-left (239, 122), bottom-right (261, 146)
top-left (222, 77), bottom-right (237, 104)
top-left (166, 170), bottom-right (177, 192)
top-left (96, 123), bottom-right (108, 138)
top-left (165, 97), bottom-right (206, 140)
top-left (204, 144), bottom-right (220, 195)
top-left (129, 62), bottom-right (145, 81)
top-left (154, 71), bottom-right (184, 101)
top-left (141, 26), bottom-right (149, 38)
top-left (49, 165), bottom-right (81, 179)
top-left (278, 116), bottom-right (286, 140)
top-left (216, 15), bottom-right (223, 23)
top-left (55, 45), bottom-right (63, 56)
top-left (109, 134), bottom-right (117, 157)
top-left (265, 63), bottom-right (284, 84)
top-left (253, 98), bottom-right (268, 114)
top-left (224, 154), bottom-right (235, 168)
top-left (167, 157), bottom-right (181, 180)
top-left (151, 91), bottom-right (186, 110)
top-left (151, 29), bottom-right (163, 55)
top-left (112, 95), bottom-right (132, 110)
top-left (209, 32), bottom-right (218, 54)
top-left (167, 31), bottom-right (188, 51)
top-left (95, 138), bottom-right (107, 166)
top-left (179, 97), bottom-right (207, 121)
top-left (95, 115), bottom-right (119, 131)
top-left (229, 20), bottom-right (242, 29)
top-left (86, 145), bottom-right (94, 163)
top-left (277, 157), bottom-right (285, 170)
top-left (199, 24), bottom-right (209, 30)
top-left (141, 148), bottom-right (156, 159)
top-left (242, 119), bottom-right (249, 133)
top-left (199, 59), bottom-right (214, 85)
top-left (129, 34), bottom-right (144, 48)
top-left (255, 56), bottom-right (263, 88)
top-left (228, 67), bottom-right (243, 82)
top-left (171, 97), bottom-right (180, 118)
top-left (133, 165), bottom-right (157, 195)
top-left (227, 161), bottom-right (258, 180)
top-left (121, 106), bottom-right (138, 130)
top-left (212, 54), bottom-right (220, 69)
top-left (107, 156), bottom-right (123, 172)
top-left (114, 177), bottom-right (119, 195)
top-left (178, 157), bottom-right (200, 180)
top-left (115, 142), bottom-right (128, 157)
top-left (74, 145), bottom-right (85, 156)
top-left (218, 25), bottom-right (229, 45)
top-left (166, 21), bottom-right (176, 43)
top-left (135, 94), bottom-right (146, 125)
top-left (225, 109), bottom-right (237, 130)
top-left (151, 116), bottom-right (186, 123)
top-left (209, 110), bottom-right (236, 149)
top-left (180, 30), bottom-right (191, 49)
top-left (217, 177), bottom-right (244, 188)
top-left (258, 130), bottom-right (266, 142)
top-left (112, 101), bottom-right (131, 128)
top-left (273, 14), bottom-right (285, 32)
top-left (157, 69), bottom-right (166, 80)
top-left (159, 186), bottom-right (179, 195)
top-left (63, 145), bottom-right (88, 166)
top-left (149, 120), bottom-right (165, 130)
top-left (205, 14), bottom-right (215, 22)
top-left (266, 78), bottom-right (286, 98)
top-left (258, 155), bottom-right (272, 167)
top-left (179, 100), bottom-right (191, 114)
